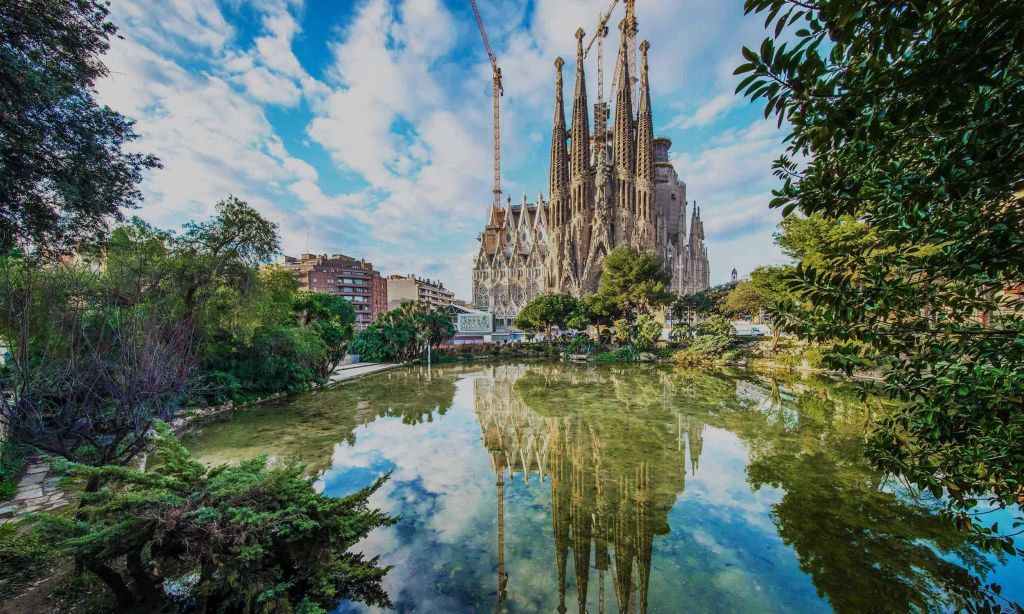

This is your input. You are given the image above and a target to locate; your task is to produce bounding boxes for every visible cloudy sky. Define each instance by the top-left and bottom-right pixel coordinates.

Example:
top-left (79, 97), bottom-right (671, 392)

top-left (98, 0), bottom-right (791, 298)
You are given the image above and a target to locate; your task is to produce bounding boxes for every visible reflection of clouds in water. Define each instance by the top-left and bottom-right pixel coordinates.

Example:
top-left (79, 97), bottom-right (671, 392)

top-left (681, 427), bottom-right (782, 534)
top-left (324, 375), bottom-right (502, 612)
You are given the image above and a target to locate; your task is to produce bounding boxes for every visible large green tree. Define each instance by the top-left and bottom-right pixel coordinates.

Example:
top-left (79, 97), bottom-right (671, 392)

top-left (595, 247), bottom-right (674, 317)
top-left (513, 293), bottom-right (581, 338)
top-left (0, 0), bottom-right (159, 256)
top-left (738, 0), bottom-right (1024, 549)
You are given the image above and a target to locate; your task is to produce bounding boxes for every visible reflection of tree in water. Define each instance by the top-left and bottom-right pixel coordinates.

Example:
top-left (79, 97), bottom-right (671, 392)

top-left (475, 364), bottom-right (705, 613)
top-left (187, 367), bottom-right (457, 472)
top-left (474, 364), bottom-right (1010, 613)
top-left (720, 375), bottom-right (1006, 613)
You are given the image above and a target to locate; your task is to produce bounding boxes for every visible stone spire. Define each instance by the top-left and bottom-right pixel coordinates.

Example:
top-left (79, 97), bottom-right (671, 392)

top-left (612, 22), bottom-right (636, 242)
top-left (569, 28), bottom-right (591, 214)
top-left (634, 40), bottom-right (655, 248)
top-left (549, 57), bottom-right (570, 228)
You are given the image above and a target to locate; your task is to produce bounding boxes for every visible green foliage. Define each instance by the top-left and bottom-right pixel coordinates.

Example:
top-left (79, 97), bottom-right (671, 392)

top-left (633, 315), bottom-right (663, 351)
top-left (740, 0), bottom-right (1024, 547)
top-left (513, 293), bottom-right (581, 335)
top-left (0, 0), bottom-right (160, 256)
top-left (593, 346), bottom-right (638, 363)
top-left (0, 524), bottom-right (58, 597)
top-left (671, 284), bottom-right (731, 322)
top-left (36, 423), bottom-right (395, 611)
top-left (567, 334), bottom-right (597, 355)
top-left (294, 291), bottom-right (356, 378)
top-left (595, 247), bottom-right (674, 317)
top-left (672, 315), bottom-right (735, 367)
top-left (696, 315), bottom-right (734, 338)
top-left (724, 266), bottom-right (796, 323)
top-left (722, 281), bottom-right (760, 319)
top-left (350, 307), bottom-right (454, 363)
top-left (612, 314), bottom-right (664, 350)
top-left (0, 442), bottom-right (27, 501)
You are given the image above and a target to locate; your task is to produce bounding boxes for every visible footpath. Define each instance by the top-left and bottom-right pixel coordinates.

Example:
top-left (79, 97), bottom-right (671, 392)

top-left (326, 361), bottom-right (402, 385)
top-left (0, 456), bottom-right (71, 525)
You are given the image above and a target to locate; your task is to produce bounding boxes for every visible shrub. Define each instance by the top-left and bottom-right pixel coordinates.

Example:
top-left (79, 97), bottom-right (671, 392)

top-left (0, 524), bottom-right (58, 597)
top-left (0, 443), bottom-right (27, 501)
top-left (633, 315), bottom-right (663, 351)
top-left (36, 423), bottom-right (396, 611)
top-left (568, 335), bottom-right (597, 355)
top-left (593, 346), bottom-right (637, 363)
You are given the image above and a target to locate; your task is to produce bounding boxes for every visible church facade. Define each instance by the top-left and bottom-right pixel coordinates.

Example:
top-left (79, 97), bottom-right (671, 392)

top-left (472, 26), bottom-right (710, 320)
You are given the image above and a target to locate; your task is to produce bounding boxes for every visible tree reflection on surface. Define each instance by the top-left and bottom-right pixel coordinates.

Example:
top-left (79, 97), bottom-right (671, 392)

top-left (187, 363), bottom-right (1020, 613)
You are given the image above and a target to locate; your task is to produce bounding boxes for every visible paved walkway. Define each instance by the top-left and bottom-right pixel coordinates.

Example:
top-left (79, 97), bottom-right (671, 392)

top-left (0, 457), bottom-right (71, 525)
top-left (326, 362), bottom-right (402, 385)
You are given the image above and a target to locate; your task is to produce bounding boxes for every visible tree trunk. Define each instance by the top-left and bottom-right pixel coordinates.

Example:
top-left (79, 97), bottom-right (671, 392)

top-left (86, 560), bottom-right (136, 607)
top-left (127, 548), bottom-right (162, 603)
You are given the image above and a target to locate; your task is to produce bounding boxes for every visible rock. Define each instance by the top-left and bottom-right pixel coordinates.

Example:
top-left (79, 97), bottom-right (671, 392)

top-left (17, 486), bottom-right (43, 500)
top-left (638, 352), bottom-right (657, 362)
top-left (0, 505), bottom-right (15, 518)
top-left (25, 464), bottom-right (49, 475)
top-left (20, 471), bottom-right (46, 486)
top-left (569, 354), bottom-right (591, 362)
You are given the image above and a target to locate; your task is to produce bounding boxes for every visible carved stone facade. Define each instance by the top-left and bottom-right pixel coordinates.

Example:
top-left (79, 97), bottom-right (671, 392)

top-left (472, 26), bottom-right (710, 319)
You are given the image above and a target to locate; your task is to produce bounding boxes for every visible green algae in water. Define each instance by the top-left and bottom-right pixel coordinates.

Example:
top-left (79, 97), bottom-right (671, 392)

top-left (186, 363), bottom-right (1023, 613)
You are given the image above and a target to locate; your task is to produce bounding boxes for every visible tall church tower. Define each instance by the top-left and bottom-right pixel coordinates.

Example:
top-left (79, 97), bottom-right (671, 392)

top-left (568, 28), bottom-right (592, 288)
top-left (547, 57), bottom-right (572, 292)
top-left (633, 40), bottom-right (656, 250)
top-left (611, 24), bottom-right (635, 246)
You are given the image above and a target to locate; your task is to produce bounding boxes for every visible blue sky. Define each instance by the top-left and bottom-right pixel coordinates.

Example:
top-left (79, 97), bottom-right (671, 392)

top-left (98, 0), bottom-right (791, 298)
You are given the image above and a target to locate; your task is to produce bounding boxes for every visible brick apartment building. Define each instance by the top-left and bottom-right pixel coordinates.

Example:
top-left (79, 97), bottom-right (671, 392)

top-left (386, 274), bottom-right (455, 312)
top-left (277, 253), bottom-right (387, 330)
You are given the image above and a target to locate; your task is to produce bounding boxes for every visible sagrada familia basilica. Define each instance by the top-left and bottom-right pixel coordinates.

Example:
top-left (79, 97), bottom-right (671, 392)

top-left (472, 20), bottom-right (711, 319)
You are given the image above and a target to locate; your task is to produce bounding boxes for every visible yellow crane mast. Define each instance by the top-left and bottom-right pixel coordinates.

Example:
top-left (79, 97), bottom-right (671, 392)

top-left (469, 0), bottom-right (504, 213)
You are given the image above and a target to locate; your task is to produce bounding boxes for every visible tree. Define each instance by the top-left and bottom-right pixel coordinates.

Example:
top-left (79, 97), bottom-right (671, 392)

top-left (0, 247), bottom-right (195, 472)
top-left (595, 247), bottom-right (674, 317)
top-left (175, 196), bottom-right (280, 316)
top-left (413, 309), bottom-right (456, 365)
top-left (671, 284), bottom-right (730, 324)
top-left (0, 0), bottom-right (159, 257)
top-left (349, 306), bottom-right (453, 364)
top-left (38, 423), bottom-right (395, 610)
top-left (738, 0), bottom-right (1024, 549)
top-left (294, 291), bottom-right (357, 377)
top-left (513, 293), bottom-right (581, 339)
top-left (722, 281), bottom-right (761, 320)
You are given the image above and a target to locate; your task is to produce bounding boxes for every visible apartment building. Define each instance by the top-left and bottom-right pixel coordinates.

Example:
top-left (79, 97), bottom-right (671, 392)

top-left (386, 274), bottom-right (455, 312)
top-left (277, 253), bottom-right (387, 330)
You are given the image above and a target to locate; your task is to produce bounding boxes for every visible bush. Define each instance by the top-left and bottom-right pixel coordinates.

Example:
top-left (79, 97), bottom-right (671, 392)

top-left (0, 443), bottom-right (27, 501)
top-left (0, 524), bottom-right (58, 597)
top-left (672, 332), bottom-right (734, 368)
top-left (593, 346), bottom-right (637, 363)
top-left (37, 423), bottom-right (396, 611)
top-left (567, 335), bottom-right (597, 355)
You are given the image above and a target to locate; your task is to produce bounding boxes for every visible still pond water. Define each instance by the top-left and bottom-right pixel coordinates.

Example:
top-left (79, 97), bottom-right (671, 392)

top-left (186, 362), bottom-right (1023, 613)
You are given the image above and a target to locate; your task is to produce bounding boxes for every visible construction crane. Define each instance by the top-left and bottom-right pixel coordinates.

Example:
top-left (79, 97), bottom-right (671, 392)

top-left (469, 0), bottom-right (504, 212)
top-left (584, 0), bottom-right (619, 109)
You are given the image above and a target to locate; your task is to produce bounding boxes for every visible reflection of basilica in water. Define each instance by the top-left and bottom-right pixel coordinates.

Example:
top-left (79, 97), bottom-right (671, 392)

top-left (473, 365), bottom-right (705, 613)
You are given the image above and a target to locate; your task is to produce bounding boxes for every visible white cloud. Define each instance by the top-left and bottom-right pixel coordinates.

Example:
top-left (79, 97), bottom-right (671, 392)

top-left (671, 92), bottom-right (739, 130)
top-left (96, 0), bottom-right (787, 296)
